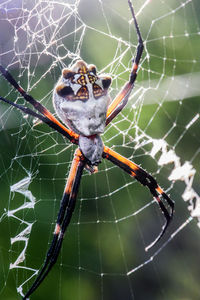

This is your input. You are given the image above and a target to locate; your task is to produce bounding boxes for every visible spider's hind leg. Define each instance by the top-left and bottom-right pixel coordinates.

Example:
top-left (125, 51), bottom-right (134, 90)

top-left (22, 148), bottom-right (86, 300)
top-left (102, 146), bottom-right (174, 251)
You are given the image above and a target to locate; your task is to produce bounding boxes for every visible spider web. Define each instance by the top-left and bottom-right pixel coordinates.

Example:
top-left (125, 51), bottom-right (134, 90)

top-left (0, 0), bottom-right (200, 299)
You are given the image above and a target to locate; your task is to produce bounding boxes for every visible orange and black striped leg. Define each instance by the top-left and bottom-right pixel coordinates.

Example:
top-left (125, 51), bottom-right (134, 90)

top-left (0, 65), bottom-right (79, 143)
top-left (22, 149), bottom-right (86, 300)
top-left (0, 96), bottom-right (78, 142)
top-left (106, 0), bottom-right (144, 126)
top-left (102, 146), bottom-right (174, 251)
top-left (106, 82), bottom-right (133, 126)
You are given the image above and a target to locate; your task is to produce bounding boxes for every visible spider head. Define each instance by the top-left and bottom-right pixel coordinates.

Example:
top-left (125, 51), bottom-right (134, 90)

top-left (53, 60), bottom-right (112, 136)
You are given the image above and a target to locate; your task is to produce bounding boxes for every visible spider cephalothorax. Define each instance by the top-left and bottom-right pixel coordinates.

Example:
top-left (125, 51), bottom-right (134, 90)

top-left (53, 60), bottom-right (112, 165)
top-left (0, 1), bottom-right (174, 299)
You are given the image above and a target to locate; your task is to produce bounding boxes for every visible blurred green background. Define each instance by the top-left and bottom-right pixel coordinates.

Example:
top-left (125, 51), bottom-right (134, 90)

top-left (0, 0), bottom-right (200, 299)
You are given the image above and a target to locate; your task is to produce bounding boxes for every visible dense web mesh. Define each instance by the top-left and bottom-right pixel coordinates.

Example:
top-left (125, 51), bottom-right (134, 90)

top-left (0, 0), bottom-right (200, 299)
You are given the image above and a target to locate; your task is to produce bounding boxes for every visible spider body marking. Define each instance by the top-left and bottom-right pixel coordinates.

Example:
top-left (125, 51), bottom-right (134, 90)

top-left (53, 60), bottom-right (112, 164)
top-left (0, 1), bottom-right (174, 299)
top-left (53, 60), bottom-right (111, 137)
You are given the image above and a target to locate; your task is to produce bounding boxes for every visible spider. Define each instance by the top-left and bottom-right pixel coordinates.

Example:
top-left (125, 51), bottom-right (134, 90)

top-left (0, 1), bottom-right (174, 299)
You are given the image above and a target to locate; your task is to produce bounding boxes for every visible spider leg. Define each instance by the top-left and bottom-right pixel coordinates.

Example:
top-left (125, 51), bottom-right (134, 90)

top-left (102, 146), bottom-right (174, 251)
top-left (106, 0), bottom-right (144, 126)
top-left (22, 148), bottom-right (86, 300)
top-left (0, 96), bottom-right (78, 142)
top-left (0, 65), bottom-right (79, 143)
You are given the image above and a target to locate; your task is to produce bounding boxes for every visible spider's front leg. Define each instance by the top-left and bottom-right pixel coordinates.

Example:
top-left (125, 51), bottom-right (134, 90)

top-left (106, 0), bottom-right (144, 126)
top-left (102, 146), bottom-right (174, 251)
top-left (22, 148), bottom-right (86, 300)
top-left (0, 65), bottom-right (79, 144)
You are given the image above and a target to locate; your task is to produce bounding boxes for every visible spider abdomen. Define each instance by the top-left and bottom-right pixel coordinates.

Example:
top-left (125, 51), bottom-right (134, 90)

top-left (53, 93), bottom-right (110, 136)
top-left (53, 60), bottom-right (111, 136)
